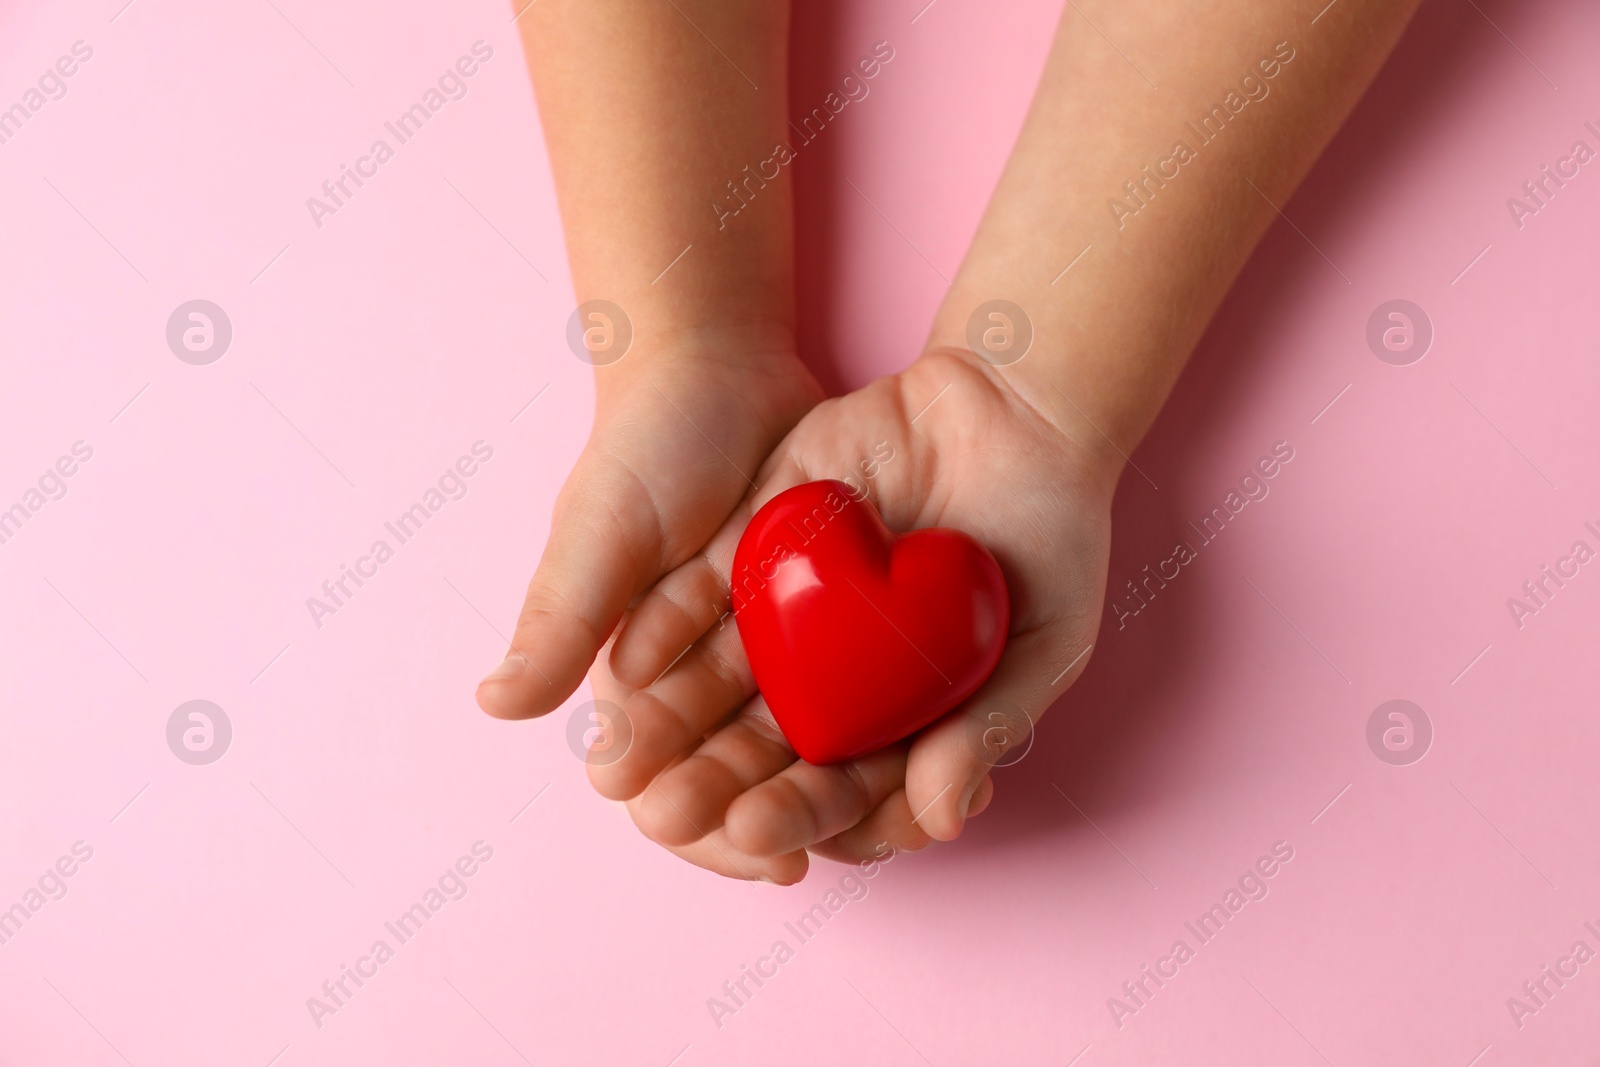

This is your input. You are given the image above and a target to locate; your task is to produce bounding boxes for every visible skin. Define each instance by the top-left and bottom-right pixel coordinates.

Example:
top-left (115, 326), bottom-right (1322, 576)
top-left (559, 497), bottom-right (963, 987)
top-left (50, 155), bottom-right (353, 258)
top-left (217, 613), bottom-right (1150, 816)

top-left (483, 0), bottom-right (1425, 882)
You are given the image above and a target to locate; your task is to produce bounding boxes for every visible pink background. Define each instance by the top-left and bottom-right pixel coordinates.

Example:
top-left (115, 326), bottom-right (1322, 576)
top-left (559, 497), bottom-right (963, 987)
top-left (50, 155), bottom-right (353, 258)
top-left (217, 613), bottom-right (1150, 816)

top-left (3, 0), bottom-right (1599, 1063)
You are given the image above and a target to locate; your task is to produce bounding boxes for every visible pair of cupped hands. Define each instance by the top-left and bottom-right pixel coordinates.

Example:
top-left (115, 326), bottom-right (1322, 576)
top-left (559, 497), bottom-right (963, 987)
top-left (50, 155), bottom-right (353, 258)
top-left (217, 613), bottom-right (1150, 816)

top-left (474, 325), bottom-right (1117, 883)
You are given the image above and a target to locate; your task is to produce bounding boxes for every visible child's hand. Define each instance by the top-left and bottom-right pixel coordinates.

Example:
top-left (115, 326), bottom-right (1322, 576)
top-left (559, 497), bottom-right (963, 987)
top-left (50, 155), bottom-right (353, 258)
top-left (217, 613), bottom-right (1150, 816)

top-left (584, 348), bottom-right (1117, 882)
top-left (474, 327), bottom-right (821, 721)
top-left (496, 0), bottom-right (1425, 884)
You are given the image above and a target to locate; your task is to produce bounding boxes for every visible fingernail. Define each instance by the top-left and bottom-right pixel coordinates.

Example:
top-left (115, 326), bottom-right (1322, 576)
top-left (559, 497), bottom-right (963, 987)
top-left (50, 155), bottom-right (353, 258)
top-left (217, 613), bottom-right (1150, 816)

top-left (759, 875), bottom-right (779, 886)
top-left (481, 655), bottom-right (525, 685)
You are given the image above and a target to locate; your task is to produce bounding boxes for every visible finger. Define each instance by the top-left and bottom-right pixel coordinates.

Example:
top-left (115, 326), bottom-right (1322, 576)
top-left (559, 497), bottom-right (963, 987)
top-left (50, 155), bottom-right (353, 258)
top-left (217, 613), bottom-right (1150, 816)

top-left (968, 773), bottom-right (997, 818)
top-left (906, 629), bottom-right (1093, 841)
top-left (608, 509), bottom-right (743, 690)
top-left (809, 787), bottom-right (933, 865)
top-left (476, 444), bottom-right (667, 719)
top-left (633, 697), bottom-right (798, 847)
top-left (607, 450), bottom-right (813, 690)
top-left (724, 744), bottom-right (909, 858)
top-left (811, 776), bottom-right (991, 866)
top-left (625, 799), bottom-right (809, 884)
top-left (587, 618), bottom-right (757, 801)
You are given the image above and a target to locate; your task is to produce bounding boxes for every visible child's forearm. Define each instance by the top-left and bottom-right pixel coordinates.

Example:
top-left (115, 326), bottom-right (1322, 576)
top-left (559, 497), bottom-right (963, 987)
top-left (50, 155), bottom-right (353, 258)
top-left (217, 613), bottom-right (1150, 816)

top-left (930, 0), bottom-right (1422, 478)
top-left (519, 0), bottom-right (796, 355)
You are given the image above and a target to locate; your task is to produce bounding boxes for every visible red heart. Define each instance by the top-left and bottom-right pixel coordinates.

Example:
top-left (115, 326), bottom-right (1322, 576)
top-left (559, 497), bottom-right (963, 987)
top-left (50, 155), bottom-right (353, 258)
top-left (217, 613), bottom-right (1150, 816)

top-left (732, 480), bottom-right (1009, 765)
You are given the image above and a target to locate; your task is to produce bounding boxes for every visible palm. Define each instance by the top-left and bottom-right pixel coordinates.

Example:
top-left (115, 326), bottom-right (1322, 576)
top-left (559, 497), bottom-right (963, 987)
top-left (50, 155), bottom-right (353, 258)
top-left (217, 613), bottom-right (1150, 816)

top-left (590, 349), bottom-right (1116, 882)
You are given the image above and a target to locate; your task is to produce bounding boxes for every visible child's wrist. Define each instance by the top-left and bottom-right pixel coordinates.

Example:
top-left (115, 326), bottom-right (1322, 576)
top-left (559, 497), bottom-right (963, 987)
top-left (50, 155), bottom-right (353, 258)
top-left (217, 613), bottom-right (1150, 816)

top-left (584, 313), bottom-right (798, 387)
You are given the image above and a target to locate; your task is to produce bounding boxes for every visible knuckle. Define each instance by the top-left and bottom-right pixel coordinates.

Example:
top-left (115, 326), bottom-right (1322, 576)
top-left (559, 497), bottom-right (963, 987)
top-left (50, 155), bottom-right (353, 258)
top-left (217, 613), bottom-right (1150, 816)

top-left (632, 787), bottom-right (699, 846)
top-left (586, 756), bottom-right (645, 802)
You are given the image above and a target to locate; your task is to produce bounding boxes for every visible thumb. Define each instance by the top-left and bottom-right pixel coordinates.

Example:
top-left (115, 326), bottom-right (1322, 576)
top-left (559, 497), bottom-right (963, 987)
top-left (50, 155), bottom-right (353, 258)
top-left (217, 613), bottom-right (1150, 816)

top-left (475, 444), bottom-right (663, 719)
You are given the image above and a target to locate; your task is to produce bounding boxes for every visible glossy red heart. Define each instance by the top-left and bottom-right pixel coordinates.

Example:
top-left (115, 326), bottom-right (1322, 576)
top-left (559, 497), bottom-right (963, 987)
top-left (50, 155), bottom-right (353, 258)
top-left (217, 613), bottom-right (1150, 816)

top-left (731, 480), bottom-right (1009, 765)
